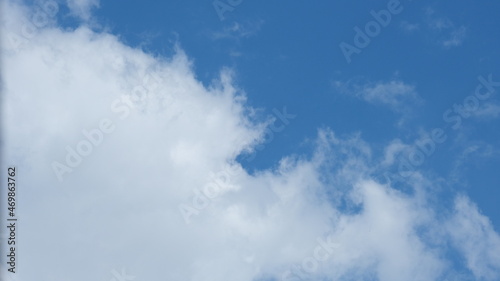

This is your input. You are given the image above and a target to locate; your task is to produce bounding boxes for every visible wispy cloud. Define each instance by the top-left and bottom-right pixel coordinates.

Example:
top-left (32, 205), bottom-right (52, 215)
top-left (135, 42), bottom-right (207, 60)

top-left (472, 102), bottom-right (500, 119)
top-left (334, 78), bottom-right (422, 113)
top-left (210, 20), bottom-right (265, 40)
top-left (446, 195), bottom-right (500, 280)
top-left (400, 21), bottom-right (420, 32)
top-left (441, 25), bottom-right (467, 48)
top-left (66, 0), bottom-right (99, 21)
top-left (401, 7), bottom-right (467, 49)
top-left (425, 8), bottom-right (467, 48)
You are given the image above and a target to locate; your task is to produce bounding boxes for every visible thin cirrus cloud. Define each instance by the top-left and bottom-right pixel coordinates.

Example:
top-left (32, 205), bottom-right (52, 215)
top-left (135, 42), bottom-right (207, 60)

top-left (425, 8), bottom-right (467, 48)
top-left (399, 8), bottom-right (467, 49)
top-left (1, 1), bottom-right (500, 281)
top-left (334, 79), bottom-right (422, 113)
top-left (472, 102), bottom-right (500, 119)
top-left (209, 20), bottom-right (265, 41)
top-left (400, 21), bottom-right (420, 32)
top-left (441, 25), bottom-right (467, 48)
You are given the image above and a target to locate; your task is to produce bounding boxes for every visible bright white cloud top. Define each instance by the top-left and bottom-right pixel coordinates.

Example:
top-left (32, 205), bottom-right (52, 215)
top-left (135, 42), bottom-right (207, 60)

top-left (1, 1), bottom-right (500, 281)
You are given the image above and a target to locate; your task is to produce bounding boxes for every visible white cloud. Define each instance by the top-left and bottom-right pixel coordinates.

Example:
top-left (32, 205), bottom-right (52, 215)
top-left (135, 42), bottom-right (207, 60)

top-left (66, 0), bottom-right (99, 21)
top-left (381, 139), bottom-right (410, 167)
top-left (446, 196), bottom-right (500, 280)
top-left (428, 17), bottom-right (453, 31)
top-left (442, 26), bottom-right (467, 48)
top-left (210, 20), bottom-right (265, 40)
top-left (405, 8), bottom-right (467, 49)
top-left (334, 79), bottom-right (422, 113)
top-left (473, 102), bottom-right (500, 119)
top-left (400, 21), bottom-right (420, 32)
top-left (1, 2), bottom-right (500, 281)
top-left (424, 9), bottom-right (467, 48)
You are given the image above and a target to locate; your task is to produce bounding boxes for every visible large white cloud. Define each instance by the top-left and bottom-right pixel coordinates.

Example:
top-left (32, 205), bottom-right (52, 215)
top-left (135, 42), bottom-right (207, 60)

top-left (1, 1), bottom-right (499, 281)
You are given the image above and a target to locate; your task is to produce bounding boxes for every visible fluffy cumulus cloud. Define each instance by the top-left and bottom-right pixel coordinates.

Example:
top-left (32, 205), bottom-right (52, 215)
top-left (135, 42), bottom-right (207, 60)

top-left (1, 1), bottom-right (500, 281)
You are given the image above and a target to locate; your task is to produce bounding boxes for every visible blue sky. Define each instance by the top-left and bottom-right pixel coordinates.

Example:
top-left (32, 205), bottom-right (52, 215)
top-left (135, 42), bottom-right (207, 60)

top-left (82, 0), bottom-right (500, 226)
top-left (2, 0), bottom-right (500, 280)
